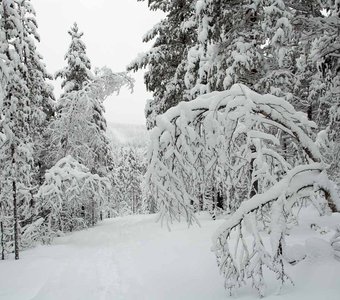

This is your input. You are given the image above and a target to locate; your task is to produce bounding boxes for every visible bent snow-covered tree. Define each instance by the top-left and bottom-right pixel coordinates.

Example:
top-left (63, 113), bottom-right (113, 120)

top-left (146, 84), bottom-right (339, 295)
top-left (38, 156), bottom-right (110, 235)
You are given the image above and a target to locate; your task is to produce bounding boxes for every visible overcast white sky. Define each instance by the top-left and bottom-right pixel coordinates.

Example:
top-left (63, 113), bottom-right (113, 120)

top-left (32, 0), bottom-right (163, 125)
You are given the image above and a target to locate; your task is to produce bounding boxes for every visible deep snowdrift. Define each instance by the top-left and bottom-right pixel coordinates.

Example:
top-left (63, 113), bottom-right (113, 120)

top-left (0, 212), bottom-right (339, 300)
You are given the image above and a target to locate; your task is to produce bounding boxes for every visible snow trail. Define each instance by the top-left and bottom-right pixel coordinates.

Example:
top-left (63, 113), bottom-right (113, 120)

top-left (0, 213), bottom-right (340, 300)
top-left (0, 214), bottom-right (224, 300)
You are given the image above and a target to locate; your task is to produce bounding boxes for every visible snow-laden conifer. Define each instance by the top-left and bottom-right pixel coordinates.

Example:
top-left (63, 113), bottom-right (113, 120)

top-left (110, 147), bottom-right (148, 216)
top-left (0, 0), bottom-right (53, 258)
top-left (0, 0), bottom-right (42, 260)
top-left (128, 0), bottom-right (196, 128)
top-left (44, 42), bottom-right (134, 229)
top-left (309, 1), bottom-right (340, 187)
top-left (55, 23), bottom-right (93, 95)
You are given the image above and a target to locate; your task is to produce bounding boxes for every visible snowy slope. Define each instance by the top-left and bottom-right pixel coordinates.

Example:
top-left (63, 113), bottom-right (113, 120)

top-left (0, 212), bottom-right (340, 300)
top-left (106, 122), bottom-right (149, 147)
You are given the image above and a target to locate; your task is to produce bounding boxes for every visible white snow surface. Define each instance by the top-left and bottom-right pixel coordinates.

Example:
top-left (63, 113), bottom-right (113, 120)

top-left (0, 212), bottom-right (340, 300)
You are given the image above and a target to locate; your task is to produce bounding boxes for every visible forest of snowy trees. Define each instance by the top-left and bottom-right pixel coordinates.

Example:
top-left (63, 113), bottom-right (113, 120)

top-left (0, 0), bottom-right (340, 298)
top-left (0, 0), bottom-right (147, 261)
top-left (129, 0), bottom-right (340, 296)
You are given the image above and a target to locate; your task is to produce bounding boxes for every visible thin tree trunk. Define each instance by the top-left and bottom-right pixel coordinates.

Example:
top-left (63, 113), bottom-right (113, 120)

top-left (307, 104), bottom-right (313, 121)
top-left (12, 144), bottom-right (19, 260)
top-left (324, 190), bottom-right (339, 213)
top-left (91, 198), bottom-right (95, 227)
top-left (13, 177), bottom-right (19, 260)
top-left (131, 191), bottom-right (136, 214)
top-left (199, 194), bottom-right (203, 211)
top-left (1, 220), bottom-right (4, 260)
top-left (250, 145), bottom-right (258, 198)
top-left (216, 191), bottom-right (224, 210)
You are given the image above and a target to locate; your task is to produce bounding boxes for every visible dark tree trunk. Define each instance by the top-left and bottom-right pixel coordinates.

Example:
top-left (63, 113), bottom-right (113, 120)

top-left (199, 194), bottom-right (204, 211)
top-left (1, 220), bottom-right (4, 260)
top-left (13, 177), bottom-right (19, 260)
top-left (250, 145), bottom-right (258, 198)
top-left (307, 104), bottom-right (313, 121)
top-left (91, 199), bottom-right (95, 227)
top-left (11, 144), bottom-right (19, 260)
top-left (211, 187), bottom-right (224, 220)
top-left (216, 191), bottom-right (224, 210)
top-left (324, 190), bottom-right (339, 213)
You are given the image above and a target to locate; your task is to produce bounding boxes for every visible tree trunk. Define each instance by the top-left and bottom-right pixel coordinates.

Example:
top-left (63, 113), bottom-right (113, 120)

top-left (324, 190), bottom-right (339, 213)
top-left (1, 220), bottom-right (4, 260)
top-left (307, 104), bottom-right (313, 121)
top-left (132, 191), bottom-right (136, 214)
top-left (149, 197), bottom-right (157, 214)
top-left (91, 198), bottom-right (95, 227)
top-left (199, 194), bottom-right (204, 211)
top-left (216, 191), bottom-right (224, 210)
top-left (250, 145), bottom-right (258, 198)
top-left (12, 144), bottom-right (19, 260)
top-left (13, 178), bottom-right (19, 260)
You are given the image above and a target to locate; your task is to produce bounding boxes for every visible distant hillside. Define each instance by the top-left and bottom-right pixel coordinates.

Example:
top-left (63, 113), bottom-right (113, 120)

top-left (106, 122), bottom-right (149, 147)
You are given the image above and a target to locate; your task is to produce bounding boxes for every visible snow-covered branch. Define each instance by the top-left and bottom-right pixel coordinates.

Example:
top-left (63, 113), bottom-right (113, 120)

top-left (213, 163), bottom-right (338, 295)
top-left (146, 83), bottom-right (339, 295)
top-left (93, 67), bottom-right (134, 102)
top-left (38, 155), bottom-right (111, 234)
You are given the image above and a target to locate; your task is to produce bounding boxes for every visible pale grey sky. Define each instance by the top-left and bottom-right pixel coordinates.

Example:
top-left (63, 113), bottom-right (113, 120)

top-left (32, 0), bottom-right (163, 125)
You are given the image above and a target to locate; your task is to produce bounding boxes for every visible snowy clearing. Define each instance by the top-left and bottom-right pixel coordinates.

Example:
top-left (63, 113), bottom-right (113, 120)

top-left (0, 212), bottom-right (340, 300)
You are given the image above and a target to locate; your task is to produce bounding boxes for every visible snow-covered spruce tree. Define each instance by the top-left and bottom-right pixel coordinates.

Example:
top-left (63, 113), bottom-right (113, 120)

top-left (309, 1), bottom-right (340, 187)
top-left (185, 0), bottom-right (323, 106)
top-left (46, 68), bottom-right (134, 176)
top-left (0, 0), bottom-right (37, 260)
top-left (17, 0), bottom-right (57, 251)
top-left (184, 0), bottom-right (266, 98)
top-left (49, 25), bottom-right (132, 175)
top-left (19, 0), bottom-right (55, 199)
top-left (20, 0), bottom-right (55, 127)
top-left (41, 24), bottom-right (134, 232)
top-left (39, 23), bottom-right (107, 233)
top-left (128, 0), bottom-right (196, 129)
top-left (110, 147), bottom-right (148, 216)
top-left (138, 0), bottom-right (326, 215)
top-left (41, 83), bottom-right (112, 231)
top-left (146, 84), bottom-right (339, 295)
top-left (51, 30), bottom-right (101, 176)
top-left (45, 86), bottom-right (112, 174)
top-left (55, 22), bottom-right (92, 95)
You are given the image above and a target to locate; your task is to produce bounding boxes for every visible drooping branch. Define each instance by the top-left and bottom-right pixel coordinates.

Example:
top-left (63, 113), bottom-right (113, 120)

top-left (146, 84), bottom-right (332, 225)
top-left (146, 83), bottom-right (339, 295)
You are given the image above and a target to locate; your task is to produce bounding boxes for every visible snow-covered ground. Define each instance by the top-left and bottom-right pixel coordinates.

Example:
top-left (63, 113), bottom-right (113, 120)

top-left (0, 212), bottom-right (340, 300)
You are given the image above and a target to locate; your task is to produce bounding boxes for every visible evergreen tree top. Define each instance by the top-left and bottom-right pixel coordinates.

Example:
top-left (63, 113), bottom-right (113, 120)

top-left (55, 22), bottom-right (93, 95)
top-left (68, 22), bottom-right (83, 39)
